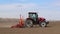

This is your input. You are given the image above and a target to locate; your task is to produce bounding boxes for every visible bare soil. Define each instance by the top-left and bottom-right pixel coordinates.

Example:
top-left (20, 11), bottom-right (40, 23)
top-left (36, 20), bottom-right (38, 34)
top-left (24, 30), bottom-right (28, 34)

top-left (0, 21), bottom-right (60, 34)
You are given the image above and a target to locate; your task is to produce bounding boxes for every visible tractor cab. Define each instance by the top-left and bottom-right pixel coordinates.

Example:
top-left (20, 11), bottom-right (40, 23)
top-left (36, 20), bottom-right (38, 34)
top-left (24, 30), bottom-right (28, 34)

top-left (28, 12), bottom-right (38, 21)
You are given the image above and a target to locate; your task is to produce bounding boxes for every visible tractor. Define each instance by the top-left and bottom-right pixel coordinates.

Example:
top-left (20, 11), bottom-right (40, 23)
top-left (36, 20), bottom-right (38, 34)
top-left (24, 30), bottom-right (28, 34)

top-left (11, 12), bottom-right (49, 28)
top-left (25, 12), bottom-right (49, 27)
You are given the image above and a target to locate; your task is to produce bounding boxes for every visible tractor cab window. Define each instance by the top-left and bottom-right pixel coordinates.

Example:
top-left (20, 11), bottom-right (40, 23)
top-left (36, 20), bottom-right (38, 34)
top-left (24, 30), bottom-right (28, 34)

top-left (32, 14), bottom-right (36, 18)
top-left (29, 14), bottom-right (38, 18)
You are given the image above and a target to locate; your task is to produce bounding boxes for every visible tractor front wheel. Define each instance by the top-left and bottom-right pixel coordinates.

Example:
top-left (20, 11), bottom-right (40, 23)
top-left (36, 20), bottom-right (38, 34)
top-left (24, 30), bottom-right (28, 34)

top-left (39, 22), bottom-right (47, 27)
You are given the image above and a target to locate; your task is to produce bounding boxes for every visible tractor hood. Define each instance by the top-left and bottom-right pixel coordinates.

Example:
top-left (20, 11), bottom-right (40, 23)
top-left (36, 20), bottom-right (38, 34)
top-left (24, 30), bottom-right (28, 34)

top-left (38, 17), bottom-right (45, 22)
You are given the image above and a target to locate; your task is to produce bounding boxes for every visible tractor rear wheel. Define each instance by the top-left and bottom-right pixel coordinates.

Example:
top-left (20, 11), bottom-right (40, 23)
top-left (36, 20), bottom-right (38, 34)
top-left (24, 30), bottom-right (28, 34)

top-left (25, 20), bottom-right (33, 28)
top-left (39, 22), bottom-right (47, 27)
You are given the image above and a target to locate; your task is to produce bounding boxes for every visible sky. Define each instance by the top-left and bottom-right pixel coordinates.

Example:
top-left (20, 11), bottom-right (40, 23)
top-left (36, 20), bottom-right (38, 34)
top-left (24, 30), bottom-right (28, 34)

top-left (0, 0), bottom-right (60, 20)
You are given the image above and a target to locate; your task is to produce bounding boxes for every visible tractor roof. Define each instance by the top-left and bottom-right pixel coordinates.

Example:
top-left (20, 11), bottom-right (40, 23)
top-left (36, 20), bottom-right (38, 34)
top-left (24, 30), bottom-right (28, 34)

top-left (29, 12), bottom-right (37, 14)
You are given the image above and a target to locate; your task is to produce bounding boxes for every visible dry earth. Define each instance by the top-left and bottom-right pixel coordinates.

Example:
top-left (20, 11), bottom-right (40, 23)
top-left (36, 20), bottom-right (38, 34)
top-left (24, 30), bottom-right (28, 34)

top-left (0, 18), bottom-right (60, 34)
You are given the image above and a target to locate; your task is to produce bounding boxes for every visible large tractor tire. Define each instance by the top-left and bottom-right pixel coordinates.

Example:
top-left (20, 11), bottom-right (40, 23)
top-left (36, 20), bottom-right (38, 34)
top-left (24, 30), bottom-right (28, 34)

top-left (39, 21), bottom-right (47, 27)
top-left (25, 20), bottom-right (33, 28)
